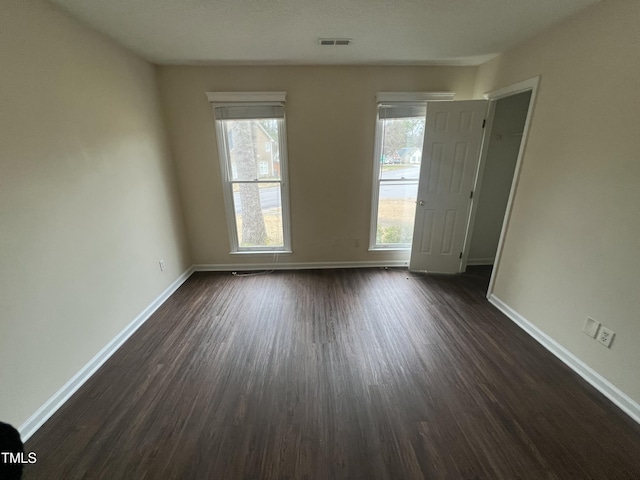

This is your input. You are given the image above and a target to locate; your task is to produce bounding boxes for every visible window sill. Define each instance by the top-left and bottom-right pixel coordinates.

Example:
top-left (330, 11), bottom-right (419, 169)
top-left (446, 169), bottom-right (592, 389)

top-left (229, 250), bottom-right (293, 255)
top-left (368, 247), bottom-right (411, 252)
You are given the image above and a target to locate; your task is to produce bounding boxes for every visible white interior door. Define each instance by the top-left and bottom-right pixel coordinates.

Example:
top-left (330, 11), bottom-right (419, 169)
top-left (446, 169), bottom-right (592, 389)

top-left (410, 100), bottom-right (488, 273)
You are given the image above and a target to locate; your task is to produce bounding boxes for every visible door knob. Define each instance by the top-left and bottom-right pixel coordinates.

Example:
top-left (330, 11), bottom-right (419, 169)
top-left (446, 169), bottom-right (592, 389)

top-left (418, 200), bottom-right (425, 206)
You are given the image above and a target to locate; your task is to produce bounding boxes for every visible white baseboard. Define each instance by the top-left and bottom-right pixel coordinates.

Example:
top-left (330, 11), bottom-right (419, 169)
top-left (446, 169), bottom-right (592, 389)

top-left (17, 261), bottom-right (403, 441)
top-left (27, 269), bottom-right (637, 444)
top-left (18, 267), bottom-right (194, 442)
top-left (489, 294), bottom-right (640, 425)
top-left (466, 257), bottom-right (495, 266)
top-left (193, 260), bottom-right (409, 271)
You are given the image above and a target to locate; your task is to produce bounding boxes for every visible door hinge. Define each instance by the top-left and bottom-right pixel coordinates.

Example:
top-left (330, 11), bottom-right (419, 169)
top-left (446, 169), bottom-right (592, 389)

top-left (470, 190), bottom-right (474, 199)
top-left (482, 119), bottom-right (486, 128)
top-left (459, 252), bottom-right (463, 259)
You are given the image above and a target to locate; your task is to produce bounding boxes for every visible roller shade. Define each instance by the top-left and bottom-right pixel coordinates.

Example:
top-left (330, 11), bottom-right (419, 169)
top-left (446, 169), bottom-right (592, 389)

top-left (378, 104), bottom-right (427, 120)
top-left (207, 92), bottom-right (287, 121)
top-left (213, 104), bottom-right (285, 120)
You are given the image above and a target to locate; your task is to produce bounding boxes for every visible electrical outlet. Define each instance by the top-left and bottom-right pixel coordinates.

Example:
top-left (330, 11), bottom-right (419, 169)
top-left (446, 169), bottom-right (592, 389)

top-left (582, 317), bottom-right (600, 338)
top-left (159, 259), bottom-right (165, 272)
top-left (597, 327), bottom-right (615, 348)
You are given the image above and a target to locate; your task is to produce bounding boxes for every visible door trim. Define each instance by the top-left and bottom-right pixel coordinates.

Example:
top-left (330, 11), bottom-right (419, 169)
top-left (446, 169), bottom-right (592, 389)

top-left (474, 76), bottom-right (540, 298)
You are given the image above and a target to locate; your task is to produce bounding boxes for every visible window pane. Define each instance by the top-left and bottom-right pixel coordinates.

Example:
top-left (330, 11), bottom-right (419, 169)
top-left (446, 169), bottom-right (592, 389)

top-left (233, 182), bottom-right (283, 248)
top-left (379, 117), bottom-right (425, 180)
top-left (376, 181), bottom-right (418, 246)
top-left (223, 119), bottom-right (281, 181)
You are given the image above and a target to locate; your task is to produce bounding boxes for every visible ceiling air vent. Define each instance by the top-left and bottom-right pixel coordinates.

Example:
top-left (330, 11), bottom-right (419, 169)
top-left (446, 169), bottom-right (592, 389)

top-left (319, 38), bottom-right (352, 46)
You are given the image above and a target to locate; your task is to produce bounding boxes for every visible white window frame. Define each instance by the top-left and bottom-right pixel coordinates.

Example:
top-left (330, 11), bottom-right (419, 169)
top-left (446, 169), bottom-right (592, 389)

top-left (369, 92), bottom-right (455, 251)
top-left (207, 92), bottom-right (292, 254)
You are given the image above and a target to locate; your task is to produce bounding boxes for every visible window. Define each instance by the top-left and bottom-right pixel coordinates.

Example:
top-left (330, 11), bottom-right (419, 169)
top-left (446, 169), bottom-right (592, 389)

top-left (369, 92), bottom-right (454, 250)
top-left (208, 92), bottom-right (291, 253)
top-left (228, 129), bottom-right (235, 150)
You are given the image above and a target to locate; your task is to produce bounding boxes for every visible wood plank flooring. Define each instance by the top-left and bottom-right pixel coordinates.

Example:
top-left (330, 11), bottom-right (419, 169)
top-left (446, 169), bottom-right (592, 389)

top-left (24, 267), bottom-right (640, 479)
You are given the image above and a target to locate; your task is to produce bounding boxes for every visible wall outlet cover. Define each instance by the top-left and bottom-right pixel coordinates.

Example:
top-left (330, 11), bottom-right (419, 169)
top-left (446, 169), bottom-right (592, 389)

top-left (597, 326), bottom-right (615, 348)
top-left (582, 317), bottom-right (600, 338)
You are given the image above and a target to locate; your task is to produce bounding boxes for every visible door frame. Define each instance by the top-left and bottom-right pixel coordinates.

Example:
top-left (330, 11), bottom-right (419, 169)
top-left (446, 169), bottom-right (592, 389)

top-left (460, 76), bottom-right (540, 296)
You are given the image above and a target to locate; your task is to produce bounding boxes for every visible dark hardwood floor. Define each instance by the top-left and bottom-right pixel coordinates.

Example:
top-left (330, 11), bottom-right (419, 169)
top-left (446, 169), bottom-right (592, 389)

top-left (24, 267), bottom-right (640, 479)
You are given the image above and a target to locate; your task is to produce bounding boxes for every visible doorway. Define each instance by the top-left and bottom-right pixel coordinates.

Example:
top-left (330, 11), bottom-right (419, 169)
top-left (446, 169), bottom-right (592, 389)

top-left (466, 91), bottom-right (531, 267)
top-left (466, 77), bottom-right (540, 297)
top-left (408, 77), bottom-right (539, 278)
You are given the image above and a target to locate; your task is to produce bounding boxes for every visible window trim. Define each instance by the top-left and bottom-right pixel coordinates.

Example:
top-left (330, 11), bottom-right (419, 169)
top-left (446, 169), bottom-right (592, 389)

top-left (208, 92), bottom-right (292, 254)
top-left (369, 92), bottom-right (455, 251)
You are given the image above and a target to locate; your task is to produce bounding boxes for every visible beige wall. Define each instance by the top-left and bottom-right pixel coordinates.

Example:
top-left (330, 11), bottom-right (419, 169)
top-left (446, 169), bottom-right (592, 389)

top-left (0, 0), bottom-right (190, 427)
top-left (468, 91), bottom-right (530, 262)
top-left (475, 0), bottom-right (640, 404)
top-left (158, 65), bottom-right (477, 265)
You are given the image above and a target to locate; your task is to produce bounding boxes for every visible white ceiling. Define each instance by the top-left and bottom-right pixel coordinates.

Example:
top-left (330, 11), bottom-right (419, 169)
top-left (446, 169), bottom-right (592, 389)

top-left (49, 0), bottom-right (599, 66)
